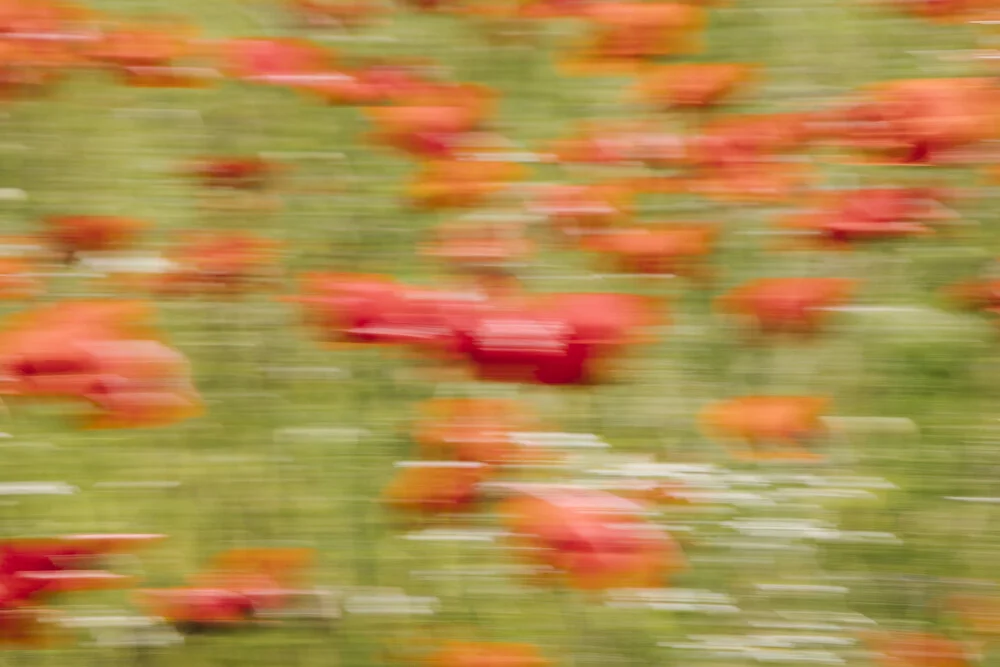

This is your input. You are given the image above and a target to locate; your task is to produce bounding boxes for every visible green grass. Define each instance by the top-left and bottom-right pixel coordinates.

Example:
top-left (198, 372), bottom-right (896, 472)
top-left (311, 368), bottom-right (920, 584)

top-left (5, 0), bottom-right (1000, 665)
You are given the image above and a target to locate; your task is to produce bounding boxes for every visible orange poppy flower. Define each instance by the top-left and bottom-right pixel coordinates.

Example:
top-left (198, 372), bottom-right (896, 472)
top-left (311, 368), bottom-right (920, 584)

top-left (500, 487), bottom-right (685, 590)
top-left (426, 642), bottom-right (553, 666)
top-left (949, 594), bottom-right (1000, 635)
top-left (152, 232), bottom-right (281, 297)
top-left (864, 631), bottom-right (972, 667)
top-left (688, 161), bottom-right (816, 205)
top-left (881, 0), bottom-right (999, 22)
top-left (533, 182), bottom-right (635, 236)
top-left (547, 120), bottom-right (686, 167)
top-left (632, 63), bottom-right (757, 109)
top-left (699, 395), bottom-right (830, 461)
top-left (42, 215), bottom-right (145, 261)
top-left (0, 259), bottom-right (43, 300)
top-left (562, 3), bottom-right (705, 75)
top-left (580, 225), bottom-right (717, 278)
top-left (689, 113), bottom-right (817, 168)
top-left (421, 221), bottom-right (534, 267)
top-left (830, 78), bottom-right (999, 166)
top-left (413, 398), bottom-right (545, 464)
top-left (87, 21), bottom-right (198, 69)
top-left (138, 548), bottom-right (316, 631)
top-left (409, 160), bottom-right (526, 209)
top-left (944, 278), bottom-right (1000, 318)
top-left (715, 277), bottom-right (858, 336)
top-left (383, 463), bottom-right (487, 517)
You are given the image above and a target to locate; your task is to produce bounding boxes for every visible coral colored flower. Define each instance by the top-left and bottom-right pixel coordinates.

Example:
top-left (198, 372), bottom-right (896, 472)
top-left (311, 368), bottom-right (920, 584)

top-left (632, 63), bottom-right (757, 109)
top-left (533, 182), bottom-right (635, 235)
top-left (383, 463), bottom-right (487, 516)
top-left (581, 225), bottom-right (716, 277)
top-left (699, 395), bottom-right (830, 461)
top-left (944, 278), bottom-right (1000, 317)
top-left (716, 278), bottom-right (857, 336)
top-left (138, 548), bottom-right (316, 630)
top-left (778, 187), bottom-right (946, 248)
top-left (43, 215), bottom-right (145, 260)
top-left (219, 37), bottom-right (334, 82)
top-left (87, 21), bottom-right (198, 68)
top-left (828, 78), bottom-right (999, 165)
top-left (0, 259), bottom-right (42, 299)
top-left (864, 632), bottom-right (972, 667)
top-left (0, 301), bottom-right (203, 429)
top-left (562, 3), bottom-right (705, 74)
top-left (500, 487), bottom-right (685, 590)
top-left (409, 160), bottom-right (526, 209)
top-left (153, 232), bottom-right (280, 297)
top-left (413, 398), bottom-right (545, 464)
top-left (426, 642), bottom-right (553, 667)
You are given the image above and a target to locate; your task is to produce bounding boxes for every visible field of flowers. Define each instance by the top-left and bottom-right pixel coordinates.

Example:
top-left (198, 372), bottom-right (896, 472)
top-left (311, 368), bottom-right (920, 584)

top-left (4, 0), bottom-right (1000, 665)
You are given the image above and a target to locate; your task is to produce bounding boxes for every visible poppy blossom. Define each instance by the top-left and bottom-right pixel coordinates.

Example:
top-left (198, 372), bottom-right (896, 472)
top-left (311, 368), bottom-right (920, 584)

top-left (456, 292), bottom-right (659, 385)
top-left (500, 486), bottom-right (685, 590)
top-left (864, 631), bottom-right (972, 667)
top-left (0, 259), bottom-right (43, 300)
top-left (778, 187), bottom-right (947, 248)
top-left (219, 37), bottom-right (334, 84)
top-left (138, 548), bottom-right (316, 631)
top-left (151, 232), bottom-right (281, 297)
top-left (580, 225), bottom-right (717, 279)
top-left (0, 301), bottom-right (203, 429)
top-left (547, 120), bottom-right (687, 167)
top-left (699, 395), bottom-right (830, 461)
top-left (409, 160), bottom-right (526, 210)
top-left (42, 215), bottom-right (146, 262)
top-left (943, 278), bottom-right (1000, 319)
top-left (412, 398), bottom-right (546, 464)
top-left (827, 78), bottom-right (999, 166)
top-left (425, 641), bottom-right (553, 666)
top-left (715, 277), bottom-right (858, 336)
top-left (562, 3), bottom-right (705, 75)
top-left (532, 182), bottom-right (635, 236)
top-left (632, 63), bottom-right (757, 109)
top-left (86, 20), bottom-right (199, 69)
top-left (383, 463), bottom-right (487, 517)
top-left (183, 156), bottom-right (285, 191)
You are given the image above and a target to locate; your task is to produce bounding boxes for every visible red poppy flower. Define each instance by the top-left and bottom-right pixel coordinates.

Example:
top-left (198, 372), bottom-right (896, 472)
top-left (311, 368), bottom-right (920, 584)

top-left (864, 631), bottom-right (972, 667)
top-left (42, 215), bottom-right (146, 261)
top-left (219, 37), bottom-right (334, 83)
top-left (581, 225), bottom-right (717, 278)
top-left (0, 301), bottom-right (203, 429)
top-left (456, 292), bottom-right (659, 385)
top-left (383, 463), bottom-right (487, 517)
top-left (500, 487), bottom-right (685, 590)
top-left (183, 156), bottom-right (284, 190)
top-left (828, 78), bottom-right (999, 165)
top-left (426, 642), bottom-right (553, 666)
top-left (699, 395), bottom-right (830, 461)
top-left (716, 278), bottom-right (857, 336)
top-left (778, 187), bottom-right (945, 248)
top-left (944, 278), bottom-right (1000, 318)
